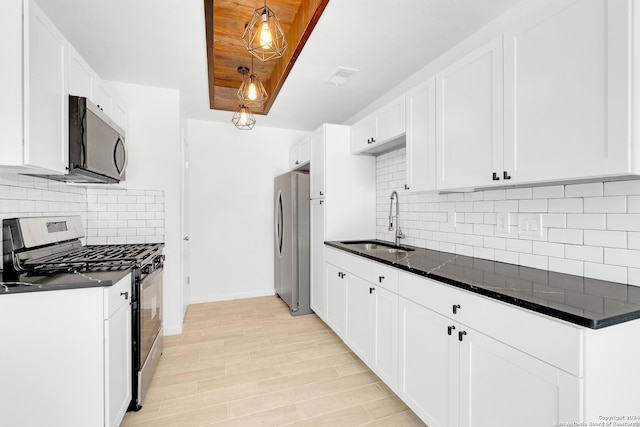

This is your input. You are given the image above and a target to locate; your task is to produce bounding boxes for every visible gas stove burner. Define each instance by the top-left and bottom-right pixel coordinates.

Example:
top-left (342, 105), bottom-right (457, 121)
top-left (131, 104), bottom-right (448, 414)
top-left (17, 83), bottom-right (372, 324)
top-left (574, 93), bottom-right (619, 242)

top-left (21, 244), bottom-right (164, 275)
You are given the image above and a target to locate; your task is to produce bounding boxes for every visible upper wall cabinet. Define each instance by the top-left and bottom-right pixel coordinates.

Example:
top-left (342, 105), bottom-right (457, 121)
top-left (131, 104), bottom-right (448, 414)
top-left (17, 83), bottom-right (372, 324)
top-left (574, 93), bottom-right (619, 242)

top-left (405, 77), bottom-right (437, 193)
top-left (1, 0), bottom-right (69, 175)
top-left (503, 0), bottom-right (632, 185)
top-left (351, 94), bottom-right (406, 155)
top-left (436, 37), bottom-right (504, 191)
top-left (69, 46), bottom-right (128, 132)
top-left (289, 136), bottom-right (311, 170)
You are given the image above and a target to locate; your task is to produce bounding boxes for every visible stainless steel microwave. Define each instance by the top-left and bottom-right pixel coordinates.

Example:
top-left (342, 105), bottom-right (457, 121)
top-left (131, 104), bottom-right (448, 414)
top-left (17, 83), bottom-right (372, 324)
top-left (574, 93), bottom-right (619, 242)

top-left (62, 95), bottom-right (127, 183)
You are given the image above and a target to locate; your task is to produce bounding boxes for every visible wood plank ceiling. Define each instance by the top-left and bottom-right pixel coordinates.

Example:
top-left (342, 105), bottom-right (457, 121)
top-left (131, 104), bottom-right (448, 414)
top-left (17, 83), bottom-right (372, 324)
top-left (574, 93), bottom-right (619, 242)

top-left (204, 0), bottom-right (330, 115)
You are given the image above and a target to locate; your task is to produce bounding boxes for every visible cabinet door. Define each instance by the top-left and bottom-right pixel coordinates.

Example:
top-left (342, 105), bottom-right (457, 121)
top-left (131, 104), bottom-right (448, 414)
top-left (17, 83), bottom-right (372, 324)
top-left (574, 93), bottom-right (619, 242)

top-left (350, 115), bottom-right (374, 154)
top-left (398, 298), bottom-right (458, 427)
top-left (24, 0), bottom-right (69, 174)
top-left (94, 76), bottom-right (114, 116)
top-left (69, 46), bottom-right (96, 99)
top-left (371, 286), bottom-right (398, 391)
top-left (436, 37), bottom-right (503, 190)
top-left (310, 199), bottom-right (326, 320)
top-left (458, 327), bottom-right (582, 427)
top-left (406, 77), bottom-right (437, 192)
top-left (104, 296), bottom-right (132, 427)
top-left (326, 262), bottom-right (347, 339)
top-left (310, 126), bottom-right (326, 198)
top-left (503, 0), bottom-right (631, 183)
top-left (375, 93), bottom-right (406, 144)
top-left (345, 273), bottom-right (373, 364)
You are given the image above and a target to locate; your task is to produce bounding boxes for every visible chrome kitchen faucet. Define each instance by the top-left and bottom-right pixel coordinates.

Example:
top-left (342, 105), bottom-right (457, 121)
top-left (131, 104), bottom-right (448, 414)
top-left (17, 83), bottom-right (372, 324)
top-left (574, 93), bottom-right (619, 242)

top-left (388, 190), bottom-right (405, 245)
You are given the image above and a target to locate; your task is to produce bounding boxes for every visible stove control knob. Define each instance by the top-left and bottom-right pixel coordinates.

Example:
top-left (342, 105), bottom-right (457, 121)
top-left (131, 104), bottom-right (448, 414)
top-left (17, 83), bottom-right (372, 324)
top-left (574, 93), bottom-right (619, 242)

top-left (141, 265), bottom-right (154, 275)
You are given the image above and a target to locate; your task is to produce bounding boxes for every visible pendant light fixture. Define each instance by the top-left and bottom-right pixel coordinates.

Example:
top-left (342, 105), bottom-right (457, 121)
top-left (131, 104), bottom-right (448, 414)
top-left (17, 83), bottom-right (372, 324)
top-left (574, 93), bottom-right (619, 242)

top-left (237, 58), bottom-right (268, 107)
top-left (242, 0), bottom-right (288, 62)
top-left (231, 105), bottom-right (256, 130)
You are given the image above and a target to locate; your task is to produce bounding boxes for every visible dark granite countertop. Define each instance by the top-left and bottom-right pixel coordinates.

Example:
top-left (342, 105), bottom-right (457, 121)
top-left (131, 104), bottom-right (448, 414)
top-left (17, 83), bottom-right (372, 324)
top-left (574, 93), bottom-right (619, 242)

top-left (326, 240), bottom-right (640, 329)
top-left (0, 268), bottom-right (132, 295)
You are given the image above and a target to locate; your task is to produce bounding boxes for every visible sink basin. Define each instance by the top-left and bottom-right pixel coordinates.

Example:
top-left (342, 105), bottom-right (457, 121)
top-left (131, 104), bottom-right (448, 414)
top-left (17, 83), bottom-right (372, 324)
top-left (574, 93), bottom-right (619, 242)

top-left (340, 240), bottom-right (415, 253)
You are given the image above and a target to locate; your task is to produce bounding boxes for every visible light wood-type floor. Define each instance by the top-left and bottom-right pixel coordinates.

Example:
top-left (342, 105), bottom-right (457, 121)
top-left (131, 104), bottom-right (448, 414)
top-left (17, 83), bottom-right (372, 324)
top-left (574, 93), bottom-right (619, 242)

top-left (121, 296), bottom-right (426, 426)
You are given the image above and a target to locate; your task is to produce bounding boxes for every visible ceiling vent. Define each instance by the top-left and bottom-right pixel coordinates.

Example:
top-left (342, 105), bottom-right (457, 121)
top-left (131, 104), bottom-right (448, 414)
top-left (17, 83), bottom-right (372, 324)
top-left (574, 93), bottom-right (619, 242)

top-left (326, 66), bottom-right (359, 86)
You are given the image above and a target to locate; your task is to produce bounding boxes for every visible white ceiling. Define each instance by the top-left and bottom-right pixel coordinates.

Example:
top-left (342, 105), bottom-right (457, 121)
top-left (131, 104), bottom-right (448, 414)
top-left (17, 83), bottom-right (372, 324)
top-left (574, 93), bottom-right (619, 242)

top-left (36, 0), bottom-right (522, 131)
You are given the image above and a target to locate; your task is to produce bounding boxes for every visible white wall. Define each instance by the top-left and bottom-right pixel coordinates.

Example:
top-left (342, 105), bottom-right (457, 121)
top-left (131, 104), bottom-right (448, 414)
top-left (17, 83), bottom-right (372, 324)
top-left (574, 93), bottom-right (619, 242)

top-left (187, 119), bottom-right (309, 303)
top-left (109, 81), bottom-right (184, 335)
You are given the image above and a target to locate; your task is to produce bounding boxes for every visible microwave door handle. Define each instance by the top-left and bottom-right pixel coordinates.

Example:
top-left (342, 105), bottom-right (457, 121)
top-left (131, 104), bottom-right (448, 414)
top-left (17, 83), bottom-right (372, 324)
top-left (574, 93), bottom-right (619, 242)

top-left (114, 137), bottom-right (127, 176)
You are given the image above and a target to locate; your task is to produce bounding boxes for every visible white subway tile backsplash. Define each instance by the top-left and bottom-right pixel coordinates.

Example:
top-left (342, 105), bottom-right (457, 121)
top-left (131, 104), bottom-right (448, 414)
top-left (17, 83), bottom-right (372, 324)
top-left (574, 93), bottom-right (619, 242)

top-left (548, 257), bottom-right (583, 276)
top-left (565, 244), bottom-right (603, 263)
top-left (532, 241), bottom-right (564, 258)
top-left (519, 199), bottom-right (547, 212)
top-left (584, 230), bottom-right (626, 248)
top-left (603, 248), bottom-right (640, 269)
top-left (584, 262), bottom-right (627, 283)
top-left (604, 179), bottom-right (640, 196)
top-left (607, 214), bottom-right (640, 231)
top-left (548, 198), bottom-right (583, 213)
top-left (548, 228), bottom-right (583, 245)
top-left (375, 151), bottom-right (640, 286)
top-left (566, 213), bottom-right (606, 230)
top-left (565, 182), bottom-right (603, 198)
top-left (584, 196), bottom-right (627, 213)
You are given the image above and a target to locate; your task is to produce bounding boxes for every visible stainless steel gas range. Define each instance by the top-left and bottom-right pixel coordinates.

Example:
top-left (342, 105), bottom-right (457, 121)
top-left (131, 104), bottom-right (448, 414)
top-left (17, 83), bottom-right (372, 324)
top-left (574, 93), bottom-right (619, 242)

top-left (1, 215), bottom-right (164, 411)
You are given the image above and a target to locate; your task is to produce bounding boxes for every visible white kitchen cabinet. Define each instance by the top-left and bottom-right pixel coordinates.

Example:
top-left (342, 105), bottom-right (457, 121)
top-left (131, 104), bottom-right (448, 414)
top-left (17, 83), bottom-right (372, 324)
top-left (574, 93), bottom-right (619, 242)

top-left (0, 274), bottom-right (132, 427)
top-left (398, 297), bottom-right (458, 427)
top-left (405, 77), bottom-right (437, 193)
top-left (308, 124), bottom-right (376, 327)
top-left (310, 198), bottom-right (326, 320)
top-left (345, 272), bottom-right (373, 364)
top-left (289, 136), bottom-right (311, 170)
top-left (69, 45), bottom-right (96, 99)
top-left (69, 45), bottom-right (129, 133)
top-left (399, 270), bottom-right (583, 426)
top-left (351, 94), bottom-right (406, 155)
top-left (0, 0), bottom-right (69, 175)
top-left (436, 37), bottom-right (503, 190)
top-left (503, 0), bottom-right (632, 185)
top-left (325, 262), bottom-right (347, 339)
top-left (104, 276), bottom-right (133, 427)
top-left (458, 326), bottom-right (581, 426)
top-left (370, 284), bottom-right (398, 390)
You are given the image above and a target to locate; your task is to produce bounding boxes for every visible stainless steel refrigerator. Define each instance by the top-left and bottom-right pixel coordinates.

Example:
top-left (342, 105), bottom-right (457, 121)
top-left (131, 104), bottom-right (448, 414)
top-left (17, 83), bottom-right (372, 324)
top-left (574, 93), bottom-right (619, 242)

top-left (274, 171), bottom-right (312, 316)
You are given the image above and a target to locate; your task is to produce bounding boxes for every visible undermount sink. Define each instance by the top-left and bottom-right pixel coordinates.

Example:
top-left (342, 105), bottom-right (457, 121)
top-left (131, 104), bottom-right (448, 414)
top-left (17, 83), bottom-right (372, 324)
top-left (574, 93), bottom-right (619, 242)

top-left (340, 240), bottom-right (415, 253)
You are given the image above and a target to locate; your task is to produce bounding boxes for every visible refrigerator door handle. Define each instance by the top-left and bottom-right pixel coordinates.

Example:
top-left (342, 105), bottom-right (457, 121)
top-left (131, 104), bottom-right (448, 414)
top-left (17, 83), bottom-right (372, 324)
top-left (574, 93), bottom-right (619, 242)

top-left (275, 191), bottom-right (284, 255)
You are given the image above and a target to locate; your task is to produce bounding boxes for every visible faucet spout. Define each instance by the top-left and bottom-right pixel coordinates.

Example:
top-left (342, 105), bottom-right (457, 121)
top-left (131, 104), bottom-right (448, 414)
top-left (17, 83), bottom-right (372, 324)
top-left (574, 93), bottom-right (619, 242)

top-left (388, 191), bottom-right (405, 245)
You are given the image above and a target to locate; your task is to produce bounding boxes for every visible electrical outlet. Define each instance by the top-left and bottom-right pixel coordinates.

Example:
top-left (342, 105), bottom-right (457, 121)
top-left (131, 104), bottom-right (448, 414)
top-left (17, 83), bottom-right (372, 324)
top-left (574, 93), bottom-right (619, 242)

top-left (496, 212), bottom-right (510, 234)
top-left (448, 211), bottom-right (456, 228)
top-left (518, 213), bottom-right (542, 237)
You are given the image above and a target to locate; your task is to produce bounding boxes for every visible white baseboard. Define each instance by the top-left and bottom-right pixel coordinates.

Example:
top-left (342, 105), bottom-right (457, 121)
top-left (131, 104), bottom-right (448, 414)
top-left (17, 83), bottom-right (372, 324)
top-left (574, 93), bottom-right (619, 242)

top-left (188, 289), bottom-right (277, 305)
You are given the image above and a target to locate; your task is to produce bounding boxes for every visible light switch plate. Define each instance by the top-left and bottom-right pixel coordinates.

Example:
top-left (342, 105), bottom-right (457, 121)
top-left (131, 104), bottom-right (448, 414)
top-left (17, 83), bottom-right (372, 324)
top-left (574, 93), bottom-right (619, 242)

top-left (518, 213), bottom-right (542, 237)
top-left (448, 211), bottom-right (456, 228)
top-left (496, 212), bottom-right (510, 234)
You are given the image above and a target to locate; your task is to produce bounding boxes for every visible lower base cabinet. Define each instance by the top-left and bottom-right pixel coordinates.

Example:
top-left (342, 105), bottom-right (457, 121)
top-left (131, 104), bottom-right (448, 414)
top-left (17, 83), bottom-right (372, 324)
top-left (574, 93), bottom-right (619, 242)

top-left (0, 274), bottom-right (132, 427)
top-left (398, 297), bottom-right (582, 427)
top-left (322, 246), bottom-right (640, 427)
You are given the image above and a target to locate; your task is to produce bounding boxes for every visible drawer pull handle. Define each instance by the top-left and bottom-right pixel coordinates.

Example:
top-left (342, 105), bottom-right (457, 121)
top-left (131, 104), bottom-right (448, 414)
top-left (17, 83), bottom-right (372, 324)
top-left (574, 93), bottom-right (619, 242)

top-left (120, 291), bottom-right (129, 300)
top-left (369, 287), bottom-right (375, 294)
top-left (447, 325), bottom-right (456, 336)
top-left (452, 304), bottom-right (461, 314)
top-left (379, 276), bottom-right (384, 283)
top-left (492, 172), bottom-right (500, 181)
top-left (458, 330), bottom-right (467, 342)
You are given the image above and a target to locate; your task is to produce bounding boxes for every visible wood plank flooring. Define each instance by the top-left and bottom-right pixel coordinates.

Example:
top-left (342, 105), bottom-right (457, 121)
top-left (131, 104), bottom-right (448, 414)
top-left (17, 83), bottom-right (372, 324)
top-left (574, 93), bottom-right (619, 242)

top-left (121, 296), bottom-right (426, 426)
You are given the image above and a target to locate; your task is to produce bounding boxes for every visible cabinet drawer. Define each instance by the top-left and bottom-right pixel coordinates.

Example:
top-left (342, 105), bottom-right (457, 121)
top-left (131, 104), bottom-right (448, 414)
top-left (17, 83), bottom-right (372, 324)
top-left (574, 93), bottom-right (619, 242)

top-left (325, 247), bottom-right (371, 280)
top-left (399, 270), bottom-right (583, 376)
top-left (371, 263), bottom-right (398, 293)
top-left (104, 273), bottom-right (132, 319)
